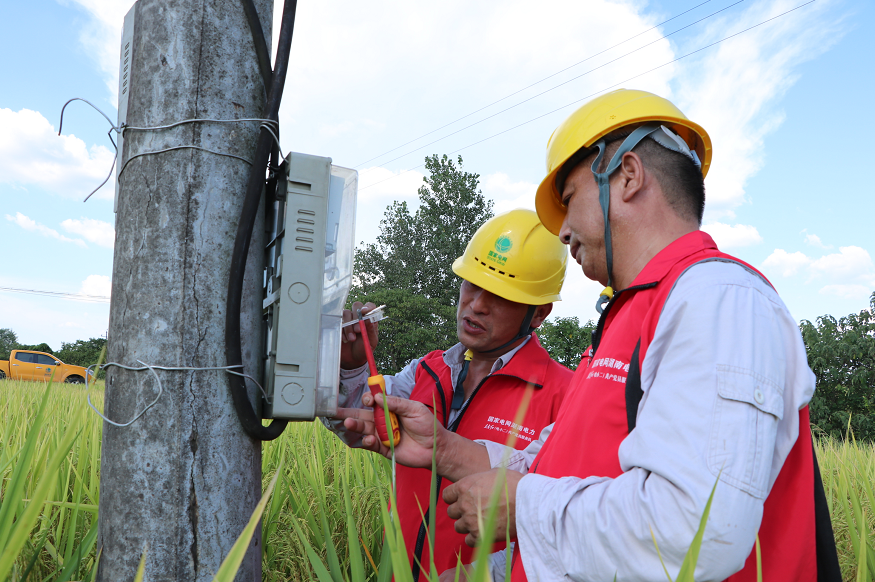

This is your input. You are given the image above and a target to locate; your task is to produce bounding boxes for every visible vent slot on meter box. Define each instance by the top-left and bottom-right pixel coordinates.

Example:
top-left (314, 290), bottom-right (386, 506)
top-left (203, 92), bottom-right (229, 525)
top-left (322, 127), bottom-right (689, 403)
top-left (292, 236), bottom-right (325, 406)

top-left (262, 152), bottom-right (357, 420)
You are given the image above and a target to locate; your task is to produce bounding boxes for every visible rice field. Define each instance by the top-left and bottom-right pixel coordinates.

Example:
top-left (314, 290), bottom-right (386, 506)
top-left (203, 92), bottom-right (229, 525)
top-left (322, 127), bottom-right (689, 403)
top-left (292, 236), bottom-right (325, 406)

top-left (0, 378), bottom-right (873, 581)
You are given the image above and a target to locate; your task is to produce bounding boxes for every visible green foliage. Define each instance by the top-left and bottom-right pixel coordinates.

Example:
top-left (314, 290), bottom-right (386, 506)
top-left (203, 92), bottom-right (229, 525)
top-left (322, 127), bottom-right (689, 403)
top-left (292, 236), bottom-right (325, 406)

top-left (1, 383), bottom-right (874, 581)
top-left (356, 288), bottom-right (457, 376)
top-left (261, 422), bottom-right (388, 581)
top-left (57, 338), bottom-right (107, 378)
top-left (351, 155), bottom-right (493, 374)
top-left (56, 338), bottom-right (106, 368)
top-left (0, 328), bottom-right (17, 360)
top-left (15, 342), bottom-right (54, 355)
top-left (802, 292), bottom-right (875, 441)
top-left (537, 316), bottom-right (596, 370)
top-left (0, 381), bottom-right (100, 581)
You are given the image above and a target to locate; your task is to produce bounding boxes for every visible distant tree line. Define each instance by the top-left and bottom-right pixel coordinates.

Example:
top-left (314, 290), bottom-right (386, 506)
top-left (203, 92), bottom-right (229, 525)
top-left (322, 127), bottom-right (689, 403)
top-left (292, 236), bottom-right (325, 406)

top-left (802, 292), bottom-right (875, 441)
top-left (0, 329), bottom-right (106, 377)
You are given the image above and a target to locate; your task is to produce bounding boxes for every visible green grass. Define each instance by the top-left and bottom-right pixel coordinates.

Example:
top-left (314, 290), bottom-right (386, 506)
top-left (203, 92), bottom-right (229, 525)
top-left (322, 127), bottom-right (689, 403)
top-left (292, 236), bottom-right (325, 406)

top-left (0, 378), bottom-right (873, 581)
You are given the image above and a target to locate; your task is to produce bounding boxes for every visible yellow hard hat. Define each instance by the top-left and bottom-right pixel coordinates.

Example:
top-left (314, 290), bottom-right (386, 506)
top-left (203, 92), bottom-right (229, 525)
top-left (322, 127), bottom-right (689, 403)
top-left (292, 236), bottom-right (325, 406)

top-left (535, 89), bottom-right (712, 235)
top-left (452, 209), bottom-right (568, 305)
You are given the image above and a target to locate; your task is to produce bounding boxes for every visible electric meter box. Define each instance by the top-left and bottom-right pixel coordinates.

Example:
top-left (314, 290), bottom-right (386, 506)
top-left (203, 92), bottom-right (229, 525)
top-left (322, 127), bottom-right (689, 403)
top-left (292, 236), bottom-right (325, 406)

top-left (262, 152), bottom-right (357, 420)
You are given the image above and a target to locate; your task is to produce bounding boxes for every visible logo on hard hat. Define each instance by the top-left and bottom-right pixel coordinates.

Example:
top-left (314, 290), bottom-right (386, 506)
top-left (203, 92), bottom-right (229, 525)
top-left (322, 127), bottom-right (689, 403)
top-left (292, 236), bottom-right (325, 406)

top-left (495, 235), bottom-right (513, 254)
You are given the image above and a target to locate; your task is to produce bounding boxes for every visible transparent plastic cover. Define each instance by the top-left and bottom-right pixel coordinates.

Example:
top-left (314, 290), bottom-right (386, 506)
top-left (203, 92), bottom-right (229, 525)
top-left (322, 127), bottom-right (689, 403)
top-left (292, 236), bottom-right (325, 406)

top-left (315, 165), bottom-right (357, 416)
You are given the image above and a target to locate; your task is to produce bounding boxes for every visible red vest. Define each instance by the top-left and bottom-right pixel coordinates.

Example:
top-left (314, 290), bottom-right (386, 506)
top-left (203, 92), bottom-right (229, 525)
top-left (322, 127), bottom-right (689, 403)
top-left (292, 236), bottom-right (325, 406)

top-left (513, 231), bottom-right (817, 582)
top-left (396, 334), bottom-right (572, 581)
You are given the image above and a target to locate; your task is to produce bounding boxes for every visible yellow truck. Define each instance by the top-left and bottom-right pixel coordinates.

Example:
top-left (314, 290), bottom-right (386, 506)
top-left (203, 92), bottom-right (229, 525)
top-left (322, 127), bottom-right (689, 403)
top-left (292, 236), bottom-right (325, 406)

top-left (0, 350), bottom-right (93, 384)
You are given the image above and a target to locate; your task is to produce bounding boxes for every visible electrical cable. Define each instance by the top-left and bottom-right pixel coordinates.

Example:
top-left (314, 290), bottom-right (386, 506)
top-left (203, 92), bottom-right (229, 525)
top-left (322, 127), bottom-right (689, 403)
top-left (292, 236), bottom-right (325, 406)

top-left (57, 98), bottom-right (280, 202)
top-left (353, 0), bottom-right (721, 168)
top-left (117, 145), bottom-right (254, 180)
top-left (225, 0), bottom-right (298, 441)
top-left (259, 122), bottom-right (285, 160)
top-left (360, 0), bottom-right (815, 193)
top-left (358, 0), bottom-right (746, 173)
top-left (85, 362), bottom-right (271, 427)
top-left (57, 98), bottom-right (120, 202)
top-left (241, 0), bottom-right (273, 95)
top-left (0, 286), bottom-right (110, 303)
top-left (115, 119), bottom-right (283, 187)
top-left (87, 360), bottom-right (165, 427)
top-left (122, 118), bottom-right (278, 132)
top-left (58, 98), bottom-right (119, 134)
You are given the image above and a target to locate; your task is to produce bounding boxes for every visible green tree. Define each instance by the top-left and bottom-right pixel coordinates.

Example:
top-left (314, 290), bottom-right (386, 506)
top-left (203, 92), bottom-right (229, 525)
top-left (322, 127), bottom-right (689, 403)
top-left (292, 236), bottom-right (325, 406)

top-left (537, 316), bottom-right (595, 370)
top-left (57, 337), bottom-right (107, 379)
top-left (16, 342), bottom-right (54, 354)
top-left (351, 155), bottom-right (493, 374)
top-left (0, 328), bottom-right (17, 360)
top-left (56, 337), bottom-right (107, 368)
top-left (801, 291), bottom-right (875, 441)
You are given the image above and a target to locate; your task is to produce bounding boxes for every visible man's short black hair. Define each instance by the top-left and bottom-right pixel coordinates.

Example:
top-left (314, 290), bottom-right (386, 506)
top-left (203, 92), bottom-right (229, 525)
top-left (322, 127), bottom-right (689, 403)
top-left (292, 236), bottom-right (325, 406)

top-left (556, 127), bottom-right (706, 225)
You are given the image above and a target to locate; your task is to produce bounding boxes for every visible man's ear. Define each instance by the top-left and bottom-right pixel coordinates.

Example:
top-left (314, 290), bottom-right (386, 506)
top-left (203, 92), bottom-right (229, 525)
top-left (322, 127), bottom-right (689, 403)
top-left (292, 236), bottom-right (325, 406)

top-left (617, 151), bottom-right (646, 203)
top-left (530, 303), bottom-right (554, 328)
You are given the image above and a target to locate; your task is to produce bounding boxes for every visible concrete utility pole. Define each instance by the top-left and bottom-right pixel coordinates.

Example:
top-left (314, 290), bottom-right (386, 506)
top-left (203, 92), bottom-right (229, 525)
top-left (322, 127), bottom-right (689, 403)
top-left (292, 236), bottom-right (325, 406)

top-left (98, 0), bottom-right (273, 580)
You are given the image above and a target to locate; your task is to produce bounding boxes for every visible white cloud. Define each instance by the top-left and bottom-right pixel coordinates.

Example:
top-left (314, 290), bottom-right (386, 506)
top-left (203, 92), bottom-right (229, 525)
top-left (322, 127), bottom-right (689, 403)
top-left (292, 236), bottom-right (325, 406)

top-left (701, 222), bottom-right (763, 249)
top-left (79, 274), bottom-right (112, 298)
top-left (819, 284), bottom-right (873, 302)
top-left (0, 292), bottom-right (109, 349)
top-left (353, 166), bottom-right (426, 247)
top-left (277, 0), bottom-right (675, 166)
top-left (483, 173), bottom-right (538, 213)
top-left (551, 264), bottom-right (605, 323)
top-left (62, 0), bottom-right (135, 103)
top-left (679, 0), bottom-right (846, 219)
top-left (761, 249), bottom-right (811, 277)
top-left (810, 246), bottom-right (875, 283)
top-left (61, 217), bottom-right (116, 248)
top-left (803, 231), bottom-right (832, 249)
top-left (761, 246), bottom-right (875, 292)
top-left (5, 212), bottom-right (87, 248)
top-left (357, 166), bottom-right (425, 203)
top-left (0, 108), bottom-right (115, 201)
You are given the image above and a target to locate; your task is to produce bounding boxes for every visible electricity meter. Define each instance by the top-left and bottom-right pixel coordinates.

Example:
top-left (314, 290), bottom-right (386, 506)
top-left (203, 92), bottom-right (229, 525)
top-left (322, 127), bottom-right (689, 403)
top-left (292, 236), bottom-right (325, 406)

top-left (262, 152), bottom-right (357, 420)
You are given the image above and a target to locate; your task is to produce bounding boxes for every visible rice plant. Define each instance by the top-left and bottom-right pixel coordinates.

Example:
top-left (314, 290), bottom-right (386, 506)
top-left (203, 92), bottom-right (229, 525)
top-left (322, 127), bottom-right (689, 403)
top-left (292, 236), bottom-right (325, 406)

top-left (816, 436), bottom-right (875, 581)
top-left (0, 379), bottom-right (102, 582)
top-left (1, 377), bottom-right (873, 581)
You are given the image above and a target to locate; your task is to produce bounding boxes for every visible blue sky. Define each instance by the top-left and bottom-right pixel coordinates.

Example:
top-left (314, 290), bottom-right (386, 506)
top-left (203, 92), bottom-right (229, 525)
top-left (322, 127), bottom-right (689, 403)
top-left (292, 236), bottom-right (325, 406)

top-left (1, 0), bottom-right (873, 349)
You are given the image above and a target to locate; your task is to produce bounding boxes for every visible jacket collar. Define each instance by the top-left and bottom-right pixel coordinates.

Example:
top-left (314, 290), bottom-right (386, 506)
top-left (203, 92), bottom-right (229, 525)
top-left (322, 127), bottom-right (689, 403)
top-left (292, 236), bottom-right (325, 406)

top-left (628, 230), bottom-right (718, 288)
top-left (489, 333), bottom-right (551, 389)
top-left (442, 333), bottom-right (551, 389)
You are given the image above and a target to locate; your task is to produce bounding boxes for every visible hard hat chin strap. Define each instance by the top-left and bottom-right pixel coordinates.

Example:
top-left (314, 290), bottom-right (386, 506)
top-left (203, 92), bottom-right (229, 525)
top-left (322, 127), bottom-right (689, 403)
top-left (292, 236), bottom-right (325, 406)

top-left (591, 123), bottom-right (667, 313)
top-left (480, 304), bottom-right (538, 354)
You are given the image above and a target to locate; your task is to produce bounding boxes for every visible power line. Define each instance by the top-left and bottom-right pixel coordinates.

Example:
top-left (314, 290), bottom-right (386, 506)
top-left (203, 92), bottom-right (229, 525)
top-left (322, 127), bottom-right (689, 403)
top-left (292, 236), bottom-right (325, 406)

top-left (0, 286), bottom-right (110, 303)
top-left (354, 0), bottom-right (725, 169)
top-left (359, 0), bottom-right (746, 173)
top-left (360, 0), bottom-right (816, 192)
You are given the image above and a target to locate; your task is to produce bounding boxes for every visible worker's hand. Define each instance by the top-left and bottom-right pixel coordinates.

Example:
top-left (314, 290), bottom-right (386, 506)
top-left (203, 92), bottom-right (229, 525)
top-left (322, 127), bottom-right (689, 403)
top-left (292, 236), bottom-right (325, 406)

top-left (439, 564), bottom-right (473, 582)
top-left (443, 468), bottom-right (522, 547)
top-left (334, 392), bottom-right (446, 469)
top-left (340, 301), bottom-right (378, 370)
